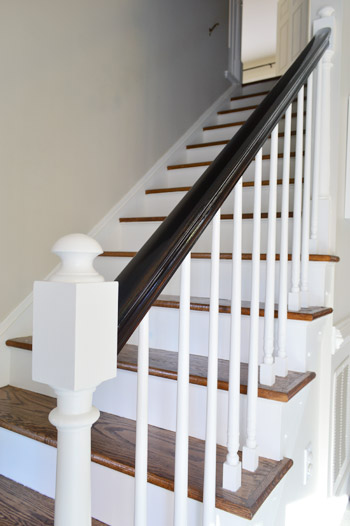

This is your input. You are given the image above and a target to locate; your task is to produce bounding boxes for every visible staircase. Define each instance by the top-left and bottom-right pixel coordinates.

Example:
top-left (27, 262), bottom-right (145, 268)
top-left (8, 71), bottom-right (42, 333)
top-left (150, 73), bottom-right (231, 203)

top-left (0, 24), bottom-right (341, 526)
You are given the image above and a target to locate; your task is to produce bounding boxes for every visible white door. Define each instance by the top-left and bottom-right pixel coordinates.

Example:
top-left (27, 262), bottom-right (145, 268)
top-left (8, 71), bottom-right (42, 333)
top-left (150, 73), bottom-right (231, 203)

top-left (276, 0), bottom-right (310, 75)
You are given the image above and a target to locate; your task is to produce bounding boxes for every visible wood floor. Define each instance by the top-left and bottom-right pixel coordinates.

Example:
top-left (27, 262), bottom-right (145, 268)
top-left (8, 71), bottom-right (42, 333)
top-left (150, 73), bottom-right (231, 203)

top-left (0, 474), bottom-right (107, 525)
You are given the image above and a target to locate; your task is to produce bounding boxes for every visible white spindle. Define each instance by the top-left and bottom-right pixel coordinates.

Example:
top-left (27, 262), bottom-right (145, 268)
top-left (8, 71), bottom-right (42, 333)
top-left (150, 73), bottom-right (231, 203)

top-left (301, 74), bottom-right (313, 308)
top-left (260, 125), bottom-right (278, 386)
top-left (223, 180), bottom-right (242, 491)
top-left (242, 149), bottom-right (262, 472)
top-left (174, 253), bottom-right (191, 526)
top-left (310, 62), bottom-right (323, 252)
top-left (275, 106), bottom-right (292, 377)
top-left (288, 86), bottom-right (304, 311)
top-left (134, 313), bottom-right (150, 526)
top-left (203, 210), bottom-right (221, 526)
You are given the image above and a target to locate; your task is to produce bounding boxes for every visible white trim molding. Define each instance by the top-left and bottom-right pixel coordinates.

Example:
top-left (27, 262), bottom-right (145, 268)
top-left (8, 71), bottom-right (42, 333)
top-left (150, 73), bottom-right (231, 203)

top-left (334, 317), bottom-right (350, 354)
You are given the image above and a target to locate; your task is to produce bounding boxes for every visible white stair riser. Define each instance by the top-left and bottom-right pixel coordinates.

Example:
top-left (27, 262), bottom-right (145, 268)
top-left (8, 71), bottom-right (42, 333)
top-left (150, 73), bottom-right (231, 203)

top-left (143, 184), bottom-right (294, 216)
top-left (96, 257), bottom-right (330, 307)
top-left (216, 102), bottom-right (298, 126)
top-left (118, 217), bottom-right (294, 252)
top-left (127, 309), bottom-right (327, 373)
top-left (186, 135), bottom-right (297, 163)
top-left (166, 157), bottom-right (296, 186)
top-left (229, 94), bottom-right (267, 109)
top-left (0, 428), bottom-right (264, 526)
top-left (202, 116), bottom-right (300, 142)
top-left (1, 350), bottom-right (310, 465)
top-left (94, 369), bottom-right (297, 461)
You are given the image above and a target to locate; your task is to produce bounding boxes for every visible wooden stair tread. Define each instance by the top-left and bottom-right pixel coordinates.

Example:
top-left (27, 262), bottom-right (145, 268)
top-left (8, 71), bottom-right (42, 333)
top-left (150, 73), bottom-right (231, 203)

top-left (146, 178), bottom-right (295, 194)
top-left (120, 346), bottom-right (315, 401)
top-left (230, 90), bottom-right (269, 101)
top-left (0, 474), bottom-right (106, 525)
top-left (167, 152), bottom-right (296, 170)
top-left (186, 131), bottom-right (297, 150)
top-left (153, 295), bottom-right (333, 321)
top-left (99, 251), bottom-right (339, 263)
top-left (0, 386), bottom-right (292, 520)
top-left (119, 212), bottom-right (292, 223)
top-left (5, 339), bottom-right (315, 402)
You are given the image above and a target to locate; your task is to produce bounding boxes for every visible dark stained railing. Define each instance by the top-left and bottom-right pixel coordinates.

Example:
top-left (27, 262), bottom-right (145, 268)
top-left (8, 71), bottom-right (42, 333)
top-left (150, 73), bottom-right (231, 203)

top-left (115, 28), bottom-right (331, 352)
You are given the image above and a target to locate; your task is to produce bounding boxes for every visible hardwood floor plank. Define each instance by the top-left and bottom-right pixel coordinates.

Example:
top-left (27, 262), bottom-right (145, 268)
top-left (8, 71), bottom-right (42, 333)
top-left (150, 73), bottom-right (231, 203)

top-left (98, 251), bottom-right (339, 263)
top-left (0, 475), bottom-right (107, 525)
top-left (119, 212), bottom-right (292, 223)
top-left (153, 294), bottom-right (333, 321)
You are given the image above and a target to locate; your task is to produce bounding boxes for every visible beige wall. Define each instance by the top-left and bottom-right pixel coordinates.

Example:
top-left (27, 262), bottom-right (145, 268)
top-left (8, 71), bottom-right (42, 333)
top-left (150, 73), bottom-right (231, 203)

top-left (0, 0), bottom-right (228, 322)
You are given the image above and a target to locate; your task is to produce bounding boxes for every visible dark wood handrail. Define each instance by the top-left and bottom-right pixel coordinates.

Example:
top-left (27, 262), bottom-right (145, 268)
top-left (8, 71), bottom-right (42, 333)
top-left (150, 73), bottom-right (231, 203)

top-left (115, 28), bottom-right (331, 352)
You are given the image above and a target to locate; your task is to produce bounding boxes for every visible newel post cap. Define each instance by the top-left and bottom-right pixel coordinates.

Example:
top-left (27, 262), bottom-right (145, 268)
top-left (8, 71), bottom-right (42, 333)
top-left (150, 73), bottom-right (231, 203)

top-left (313, 5), bottom-right (335, 52)
top-left (50, 233), bottom-right (104, 283)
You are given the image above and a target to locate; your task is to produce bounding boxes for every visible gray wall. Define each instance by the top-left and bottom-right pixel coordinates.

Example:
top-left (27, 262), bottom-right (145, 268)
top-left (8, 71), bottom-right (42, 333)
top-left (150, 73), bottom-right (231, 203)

top-left (0, 0), bottom-right (228, 322)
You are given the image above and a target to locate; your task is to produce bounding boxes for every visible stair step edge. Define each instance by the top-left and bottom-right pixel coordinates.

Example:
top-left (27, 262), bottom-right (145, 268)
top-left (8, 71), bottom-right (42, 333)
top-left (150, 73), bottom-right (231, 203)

top-left (6, 338), bottom-right (316, 403)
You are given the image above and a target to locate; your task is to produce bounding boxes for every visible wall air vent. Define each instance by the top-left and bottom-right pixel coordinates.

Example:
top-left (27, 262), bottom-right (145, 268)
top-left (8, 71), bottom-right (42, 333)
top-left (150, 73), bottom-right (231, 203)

top-left (332, 356), bottom-right (350, 494)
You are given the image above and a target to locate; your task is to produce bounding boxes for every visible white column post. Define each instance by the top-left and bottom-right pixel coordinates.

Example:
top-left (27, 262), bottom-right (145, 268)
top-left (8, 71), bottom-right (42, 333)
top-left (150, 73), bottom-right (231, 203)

top-left (242, 149), bottom-right (262, 472)
top-left (203, 210), bottom-right (221, 526)
top-left (310, 7), bottom-right (335, 253)
top-left (134, 313), bottom-right (150, 526)
top-left (223, 180), bottom-right (242, 492)
top-left (260, 125), bottom-right (278, 386)
top-left (300, 74), bottom-right (313, 308)
top-left (32, 234), bottom-right (118, 526)
top-left (275, 105), bottom-right (292, 378)
top-left (288, 87), bottom-right (304, 311)
top-left (174, 253), bottom-right (191, 526)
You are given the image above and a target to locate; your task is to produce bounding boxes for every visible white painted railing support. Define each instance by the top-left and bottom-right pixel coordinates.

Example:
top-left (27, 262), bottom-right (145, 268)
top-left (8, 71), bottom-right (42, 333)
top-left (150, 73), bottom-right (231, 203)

top-left (260, 125), bottom-right (278, 386)
top-left (275, 105), bottom-right (292, 378)
top-left (32, 233), bottom-right (118, 526)
top-left (223, 180), bottom-right (242, 491)
top-left (288, 86), bottom-right (304, 311)
top-left (243, 150), bottom-right (262, 472)
top-left (310, 7), bottom-right (335, 253)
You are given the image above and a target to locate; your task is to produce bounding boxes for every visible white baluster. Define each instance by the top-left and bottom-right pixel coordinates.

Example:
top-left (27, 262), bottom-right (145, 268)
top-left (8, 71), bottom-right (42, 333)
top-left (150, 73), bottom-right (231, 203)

top-left (32, 234), bottom-right (118, 526)
top-left (223, 180), bottom-right (242, 491)
top-left (134, 313), bottom-right (150, 526)
top-left (310, 62), bottom-right (323, 252)
top-left (260, 125), bottom-right (278, 386)
top-left (288, 86), bottom-right (304, 311)
top-left (243, 149), bottom-right (262, 472)
top-left (301, 74), bottom-right (313, 308)
top-left (275, 106), bottom-right (292, 377)
top-left (174, 253), bottom-right (191, 526)
top-left (203, 210), bottom-right (221, 526)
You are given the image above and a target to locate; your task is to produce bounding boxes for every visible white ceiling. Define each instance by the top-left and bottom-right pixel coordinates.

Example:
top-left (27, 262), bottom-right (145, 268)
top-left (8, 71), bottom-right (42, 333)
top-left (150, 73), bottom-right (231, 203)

top-left (241, 0), bottom-right (278, 63)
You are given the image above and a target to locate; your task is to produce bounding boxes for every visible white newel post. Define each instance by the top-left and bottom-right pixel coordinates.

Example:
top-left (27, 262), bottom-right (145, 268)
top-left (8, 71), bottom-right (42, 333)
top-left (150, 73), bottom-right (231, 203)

top-left (310, 7), bottom-right (335, 254)
top-left (32, 233), bottom-right (118, 526)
